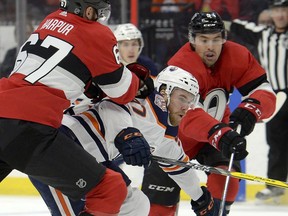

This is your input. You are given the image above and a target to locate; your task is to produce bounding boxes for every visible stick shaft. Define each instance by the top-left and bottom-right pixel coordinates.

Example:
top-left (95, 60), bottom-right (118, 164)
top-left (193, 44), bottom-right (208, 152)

top-left (152, 155), bottom-right (288, 189)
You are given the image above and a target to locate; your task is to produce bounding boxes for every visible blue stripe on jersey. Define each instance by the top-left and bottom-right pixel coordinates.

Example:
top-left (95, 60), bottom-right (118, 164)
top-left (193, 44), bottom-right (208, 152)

top-left (167, 167), bottom-right (190, 175)
top-left (73, 115), bottom-right (109, 161)
top-left (148, 91), bottom-right (169, 127)
top-left (88, 108), bottom-right (106, 137)
top-left (29, 176), bottom-right (84, 216)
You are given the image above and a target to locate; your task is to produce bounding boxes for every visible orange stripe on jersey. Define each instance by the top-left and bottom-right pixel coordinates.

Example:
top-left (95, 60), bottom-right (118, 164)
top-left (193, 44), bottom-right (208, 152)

top-left (82, 112), bottom-right (105, 139)
top-left (55, 189), bottom-right (72, 216)
top-left (146, 98), bottom-right (166, 130)
top-left (164, 134), bottom-right (176, 140)
top-left (162, 155), bottom-right (190, 172)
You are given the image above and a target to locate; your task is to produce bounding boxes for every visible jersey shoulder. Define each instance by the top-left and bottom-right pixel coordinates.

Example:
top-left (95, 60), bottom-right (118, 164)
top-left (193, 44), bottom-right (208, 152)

top-left (147, 91), bottom-right (169, 126)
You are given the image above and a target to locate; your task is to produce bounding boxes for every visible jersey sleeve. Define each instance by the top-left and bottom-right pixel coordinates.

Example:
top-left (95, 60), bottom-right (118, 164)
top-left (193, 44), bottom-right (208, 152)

top-left (154, 137), bottom-right (203, 201)
top-left (179, 108), bottom-right (220, 143)
top-left (94, 66), bottom-right (140, 105)
top-left (98, 100), bottom-right (133, 159)
top-left (86, 24), bottom-right (140, 105)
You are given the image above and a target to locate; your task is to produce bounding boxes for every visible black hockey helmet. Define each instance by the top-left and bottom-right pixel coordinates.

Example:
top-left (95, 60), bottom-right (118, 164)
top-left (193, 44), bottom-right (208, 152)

top-left (269, 0), bottom-right (288, 8)
top-left (188, 11), bottom-right (226, 42)
top-left (60, 0), bottom-right (111, 21)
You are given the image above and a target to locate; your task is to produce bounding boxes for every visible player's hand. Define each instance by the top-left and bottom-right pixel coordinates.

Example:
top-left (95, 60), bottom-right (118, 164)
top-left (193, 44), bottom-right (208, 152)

top-left (229, 98), bottom-right (262, 137)
top-left (208, 123), bottom-right (248, 160)
top-left (114, 127), bottom-right (151, 168)
top-left (191, 186), bottom-right (221, 216)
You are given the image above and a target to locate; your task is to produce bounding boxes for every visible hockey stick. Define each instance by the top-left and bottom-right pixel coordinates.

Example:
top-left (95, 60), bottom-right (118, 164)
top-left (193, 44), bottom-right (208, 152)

top-left (152, 155), bottom-right (288, 189)
top-left (218, 125), bottom-right (240, 216)
top-left (218, 151), bottom-right (234, 216)
top-left (262, 91), bottom-right (286, 123)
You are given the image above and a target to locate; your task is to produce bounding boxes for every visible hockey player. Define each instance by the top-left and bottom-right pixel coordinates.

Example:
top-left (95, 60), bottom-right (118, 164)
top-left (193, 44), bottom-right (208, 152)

top-left (29, 65), bottom-right (222, 216)
top-left (0, 0), bottom-right (154, 215)
top-left (141, 11), bottom-right (277, 215)
top-left (113, 23), bottom-right (159, 77)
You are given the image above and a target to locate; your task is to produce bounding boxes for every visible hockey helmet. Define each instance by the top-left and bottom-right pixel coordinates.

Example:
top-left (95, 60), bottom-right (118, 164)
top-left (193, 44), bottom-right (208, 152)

top-left (269, 0), bottom-right (288, 8)
top-left (60, 0), bottom-right (111, 21)
top-left (155, 66), bottom-right (200, 109)
top-left (188, 11), bottom-right (226, 43)
top-left (113, 23), bottom-right (144, 56)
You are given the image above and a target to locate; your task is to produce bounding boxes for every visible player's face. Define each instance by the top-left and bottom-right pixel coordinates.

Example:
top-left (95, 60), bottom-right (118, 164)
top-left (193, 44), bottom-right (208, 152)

top-left (193, 32), bottom-right (224, 67)
top-left (270, 7), bottom-right (288, 32)
top-left (118, 39), bottom-right (140, 64)
top-left (168, 88), bottom-right (194, 126)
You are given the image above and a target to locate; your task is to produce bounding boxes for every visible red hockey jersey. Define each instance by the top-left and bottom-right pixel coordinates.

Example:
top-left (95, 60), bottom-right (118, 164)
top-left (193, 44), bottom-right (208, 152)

top-left (0, 10), bottom-right (139, 128)
top-left (168, 41), bottom-right (276, 158)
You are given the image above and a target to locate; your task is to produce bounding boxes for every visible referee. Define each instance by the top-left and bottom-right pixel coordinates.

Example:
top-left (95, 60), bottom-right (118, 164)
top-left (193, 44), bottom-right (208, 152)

top-left (227, 0), bottom-right (288, 202)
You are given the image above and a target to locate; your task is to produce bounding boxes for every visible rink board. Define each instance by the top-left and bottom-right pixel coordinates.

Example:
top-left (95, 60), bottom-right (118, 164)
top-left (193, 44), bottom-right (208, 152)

top-left (1, 176), bottom-right (288, 205)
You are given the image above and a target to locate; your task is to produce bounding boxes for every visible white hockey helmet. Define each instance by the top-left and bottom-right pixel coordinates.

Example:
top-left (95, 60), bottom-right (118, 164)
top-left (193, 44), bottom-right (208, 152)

top-left (113, 23), bottom-right (144, 56)
top-left (155, 66), bottom-right (200, 109)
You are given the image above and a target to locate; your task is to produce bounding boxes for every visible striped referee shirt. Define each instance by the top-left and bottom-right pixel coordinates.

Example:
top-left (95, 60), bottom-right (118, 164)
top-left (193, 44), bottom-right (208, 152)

top-left (230, 20), bottom-right (288, 92)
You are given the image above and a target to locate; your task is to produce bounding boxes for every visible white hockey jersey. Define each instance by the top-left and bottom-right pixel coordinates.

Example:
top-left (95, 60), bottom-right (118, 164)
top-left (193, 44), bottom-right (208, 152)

top-left (62, 91), bottom-right (203, 200)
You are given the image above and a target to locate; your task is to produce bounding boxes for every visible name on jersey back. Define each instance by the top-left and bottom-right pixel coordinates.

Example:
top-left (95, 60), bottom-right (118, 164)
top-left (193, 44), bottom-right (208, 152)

top-left (40, 19), bottom-right (74, 36)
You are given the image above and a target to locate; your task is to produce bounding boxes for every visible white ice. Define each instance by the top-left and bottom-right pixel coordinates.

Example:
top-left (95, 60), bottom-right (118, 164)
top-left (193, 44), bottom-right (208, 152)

top-left (1, 195), bottom-right (288, 216)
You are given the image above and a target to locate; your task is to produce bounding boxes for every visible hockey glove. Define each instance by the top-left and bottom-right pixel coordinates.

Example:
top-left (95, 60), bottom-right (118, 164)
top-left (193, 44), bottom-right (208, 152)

top-left (114, 127), bottom-right (151, 168)
top-left (84, 80), bottom-right (105, 103)
top-left (191, 186), bottom-right (221, 216)
top-left (126, 62), bottom-right (155, 99)
top-left (136, 77), bottom-right (154, 99)
top-left (208, 123), bottom-right (248, 160)
top-left (229, 98), bottom-right (262, 137)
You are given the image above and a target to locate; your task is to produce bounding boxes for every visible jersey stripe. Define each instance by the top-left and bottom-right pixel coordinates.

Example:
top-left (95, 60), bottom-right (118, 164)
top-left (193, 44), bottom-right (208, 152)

top-left (73, 116), bottom-right (109, 161)
top-left (49, 186), bottom-right (75, 216)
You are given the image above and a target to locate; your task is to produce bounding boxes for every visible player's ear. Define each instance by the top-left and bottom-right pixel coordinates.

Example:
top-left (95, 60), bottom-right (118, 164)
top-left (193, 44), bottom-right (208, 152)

top-left (84, 6), bottom-right (97, 21)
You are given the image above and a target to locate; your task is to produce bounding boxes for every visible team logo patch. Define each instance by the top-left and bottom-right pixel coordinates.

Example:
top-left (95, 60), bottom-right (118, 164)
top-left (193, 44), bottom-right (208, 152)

top-left (76, 178), bottom-right (87, 188)
top-left (154, 94), bottom-right (167, 112)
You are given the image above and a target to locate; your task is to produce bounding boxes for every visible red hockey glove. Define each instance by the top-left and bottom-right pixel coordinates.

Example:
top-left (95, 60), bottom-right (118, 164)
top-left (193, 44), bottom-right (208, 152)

top-left (191, 186), bottom-right (221, 216)
top-left (208, 123), bottom-right (248, 160)
top-left (229, 98), bottom-right (262, 137)
top-left (114, 127), bottom-right (151, 168)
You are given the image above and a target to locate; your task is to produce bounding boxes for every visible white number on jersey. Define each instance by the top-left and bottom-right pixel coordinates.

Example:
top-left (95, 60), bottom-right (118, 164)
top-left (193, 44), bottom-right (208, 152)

top-left (13, 33), bottom-right (73, 84)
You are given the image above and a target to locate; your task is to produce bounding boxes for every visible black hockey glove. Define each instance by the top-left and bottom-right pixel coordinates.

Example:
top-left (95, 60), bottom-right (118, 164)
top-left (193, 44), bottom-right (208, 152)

top-left (208, 123), bottom-right (248, 160)
top-left (191, 186), bottom-right (221, 216)
top-left (114, 127), bottom-right (151, 168)
top-left (84, 80), bottom-right (105, 103)
top-left (126, 62), bottom-right (154, 99)
top-left (229, 98), bottom-right (262, 137)
top-left (136, 77), bottom-right (154, 99)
